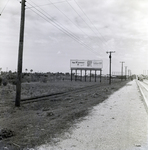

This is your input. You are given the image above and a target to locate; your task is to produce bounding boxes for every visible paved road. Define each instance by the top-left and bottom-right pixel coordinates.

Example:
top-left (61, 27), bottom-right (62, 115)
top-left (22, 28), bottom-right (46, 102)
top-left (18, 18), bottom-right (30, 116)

top-left (36, 80), bottom-right (148, 150)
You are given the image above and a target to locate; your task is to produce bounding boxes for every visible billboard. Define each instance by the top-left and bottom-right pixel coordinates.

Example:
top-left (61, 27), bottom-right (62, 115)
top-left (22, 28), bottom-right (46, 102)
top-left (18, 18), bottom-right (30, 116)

top-left (70, 60), bottom-right (103, 69)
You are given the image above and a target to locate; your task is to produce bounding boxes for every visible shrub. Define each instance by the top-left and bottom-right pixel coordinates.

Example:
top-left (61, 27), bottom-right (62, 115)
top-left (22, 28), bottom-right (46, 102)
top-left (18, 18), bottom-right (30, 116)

top-left (3, 81), bottom-right (8, 86)
top-left (12, 80), bottom-right (17, 85)
top-left (42, 77), bottom-right (47, 83)
top-left (0, 77), bottom-right (2, 86)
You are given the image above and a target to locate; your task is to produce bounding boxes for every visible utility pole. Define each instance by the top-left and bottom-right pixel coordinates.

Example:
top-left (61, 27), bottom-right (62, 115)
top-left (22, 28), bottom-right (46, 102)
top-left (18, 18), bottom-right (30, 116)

top-left (15, 0), bottom-right (26, 107)
top-left (120, 61), bottom-right (125, 81)
top-left (106, 51), bottom-right (115, 84)
top-left (128, 69), bottom-right (130, 79)
top-left (125, 66), bottom-right (127, 80)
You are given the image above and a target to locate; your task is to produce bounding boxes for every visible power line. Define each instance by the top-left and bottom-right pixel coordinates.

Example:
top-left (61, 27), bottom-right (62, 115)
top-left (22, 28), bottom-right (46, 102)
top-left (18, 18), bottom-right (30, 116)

top-left (0, 0), bottom-right (10, 16)
top-left (65, 0), bottom-right (112, 51)
top-left (26, 0), bottom-right (72, 9)
top-left (27, 3), bottom-right (94, 52)
top-left (65, 1), bottom-right (98, 37)
top-left (48, 0), bottom-right (103, 51)
top-left (73, 0), bottom-right (114, 51)
top-left (27, 0), bottom-right (108, 54)
top-left (26, 1), bottom-right (100, 56)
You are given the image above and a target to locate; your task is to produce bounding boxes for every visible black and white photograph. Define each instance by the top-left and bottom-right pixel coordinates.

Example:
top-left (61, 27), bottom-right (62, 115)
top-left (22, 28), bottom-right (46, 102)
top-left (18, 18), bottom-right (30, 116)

top-left (0, 0), bottom-right (148, 149)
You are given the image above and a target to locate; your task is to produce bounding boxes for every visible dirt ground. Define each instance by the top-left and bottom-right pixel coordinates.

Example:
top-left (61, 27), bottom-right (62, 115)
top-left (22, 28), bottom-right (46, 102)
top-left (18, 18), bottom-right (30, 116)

top-left (0, 80), bottom-right (129, 150)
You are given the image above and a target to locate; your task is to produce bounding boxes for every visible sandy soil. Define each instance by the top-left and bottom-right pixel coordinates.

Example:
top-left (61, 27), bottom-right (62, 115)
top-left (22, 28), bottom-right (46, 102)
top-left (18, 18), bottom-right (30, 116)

top-left (36, 80), bottom-right (148, 150)
top-left (0, 80), bottom-right (129, 149)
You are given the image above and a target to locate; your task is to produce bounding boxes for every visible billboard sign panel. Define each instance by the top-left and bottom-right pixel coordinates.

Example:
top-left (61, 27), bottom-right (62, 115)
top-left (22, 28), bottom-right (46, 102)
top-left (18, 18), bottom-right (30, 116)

top-left (70, 60), bottom-right (103, 69)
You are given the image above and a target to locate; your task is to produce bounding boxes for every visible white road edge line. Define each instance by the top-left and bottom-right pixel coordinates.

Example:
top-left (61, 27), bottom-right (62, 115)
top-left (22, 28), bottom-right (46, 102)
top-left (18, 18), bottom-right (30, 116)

top-left (140, 82), bottom-right (148, 92)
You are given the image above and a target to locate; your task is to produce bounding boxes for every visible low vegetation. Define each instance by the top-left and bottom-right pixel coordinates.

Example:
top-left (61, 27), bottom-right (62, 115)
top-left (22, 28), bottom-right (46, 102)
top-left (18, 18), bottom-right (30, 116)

top-left (0, 71), bottom-right (130, 150)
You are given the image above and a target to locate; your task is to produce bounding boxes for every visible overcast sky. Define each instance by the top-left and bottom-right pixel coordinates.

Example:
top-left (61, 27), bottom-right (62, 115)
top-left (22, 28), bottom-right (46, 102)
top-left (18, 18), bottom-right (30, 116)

top-left (0, 0), bottom-right (148, 75)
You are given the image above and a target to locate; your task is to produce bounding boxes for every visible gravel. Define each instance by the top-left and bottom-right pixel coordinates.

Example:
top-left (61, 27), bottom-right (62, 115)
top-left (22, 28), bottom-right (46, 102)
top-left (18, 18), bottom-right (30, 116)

top-left (35, 80), bottom-right (148, 150)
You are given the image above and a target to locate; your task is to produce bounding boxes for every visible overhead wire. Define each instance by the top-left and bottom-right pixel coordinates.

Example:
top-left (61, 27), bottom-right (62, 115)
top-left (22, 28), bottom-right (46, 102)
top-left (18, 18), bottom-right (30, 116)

top-left (17, 0), bottom-right (106, 57)
top-left (0, 0), bottom-right (10, 16)
top-left (47, 0), bottom-right (104, 52)
top-left (73, 0), bottom-right (114, 51)
top-left (26, 1), bottom-right (100, 56)
top-left (26, 0), bottom-right (72, 9)
top-left (25, 0), bottom-right (114, 53)
top-left (26, 0), bottom-right (109, 52)
top-left (65, 0), bottom-right (111, 52)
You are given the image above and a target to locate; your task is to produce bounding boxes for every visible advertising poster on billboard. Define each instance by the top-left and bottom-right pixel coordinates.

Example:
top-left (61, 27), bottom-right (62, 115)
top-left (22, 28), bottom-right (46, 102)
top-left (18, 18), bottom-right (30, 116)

top-left (70, 60), bottom-right (103, 69)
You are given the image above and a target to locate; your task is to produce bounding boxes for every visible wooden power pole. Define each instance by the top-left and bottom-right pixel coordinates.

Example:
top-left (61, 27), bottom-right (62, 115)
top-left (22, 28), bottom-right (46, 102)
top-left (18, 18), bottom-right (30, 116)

top-left (15, 0), bottom-right (26, 107)
top-left (120, 61), bottom-right (125, 81)
top-left (125, 66), bottom-right (127, 80)
top-left (106, 51), bottom-right (115, 84)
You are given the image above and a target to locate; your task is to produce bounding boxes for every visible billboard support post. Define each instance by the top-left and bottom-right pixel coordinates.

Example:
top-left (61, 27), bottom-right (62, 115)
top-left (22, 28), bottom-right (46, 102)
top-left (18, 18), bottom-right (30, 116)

top-left (70, 60), bottom-right (103, 82)
top-left (90, 70), bottom-right (91, 82)
top-left (100, 70), bottom-right (102, 82)
top-left (75, 69), bottom-right (77, 81)
top-left (81, 70), bottom-right (82, 81)
top-left (71, 69), bottom-right (73, 81)
top-left (85, 70), bottom-right (86, 82)
top-left (95, 70), bottom-right (96, 82)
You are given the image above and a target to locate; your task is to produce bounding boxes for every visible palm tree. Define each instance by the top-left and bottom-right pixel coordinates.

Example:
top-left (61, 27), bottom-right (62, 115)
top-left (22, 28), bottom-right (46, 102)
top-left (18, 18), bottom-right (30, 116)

top-left (30, 69), bottom-right (33, 73)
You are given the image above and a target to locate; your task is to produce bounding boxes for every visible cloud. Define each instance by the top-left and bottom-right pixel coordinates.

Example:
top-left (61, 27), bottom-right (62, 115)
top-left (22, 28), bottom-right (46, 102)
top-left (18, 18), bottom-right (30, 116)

top-left (1, 0), bottom-right (148, 74)
top-left (57, 51), bottom-right (61, 54)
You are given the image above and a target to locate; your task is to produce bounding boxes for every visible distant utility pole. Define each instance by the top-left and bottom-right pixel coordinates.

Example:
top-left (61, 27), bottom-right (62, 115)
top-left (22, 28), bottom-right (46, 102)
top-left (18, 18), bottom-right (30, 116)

top-left (125, 66), bottom-right (127, 80)
top-left (120, 61), bottom-right (125, 81)
top-left (128, 69), bottom-right (130, 79)
top-left (106, 51), bottom-right (115, 84)
top-left (15, 0), bottom-right (26, 107)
